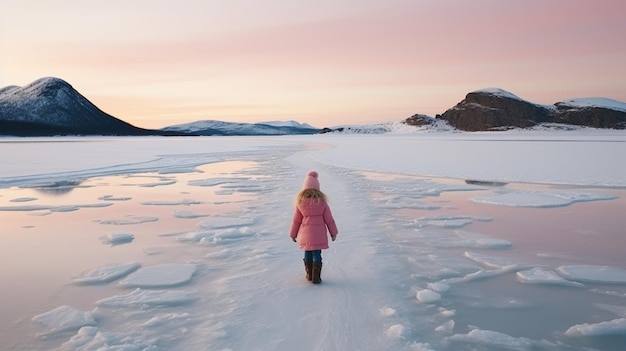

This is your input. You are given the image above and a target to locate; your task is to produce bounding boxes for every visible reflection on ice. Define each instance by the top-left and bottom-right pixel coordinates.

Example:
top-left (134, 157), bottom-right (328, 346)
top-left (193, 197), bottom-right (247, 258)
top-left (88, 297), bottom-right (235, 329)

top-left (28, 180), bottom-right (85, 195)
top-left (465, 179), bottom-right (508, 187)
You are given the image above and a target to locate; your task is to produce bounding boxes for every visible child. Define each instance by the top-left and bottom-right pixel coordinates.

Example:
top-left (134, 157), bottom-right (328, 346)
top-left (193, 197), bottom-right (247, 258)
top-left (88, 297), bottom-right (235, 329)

top-left (289, 171), bottom-right (338, 284)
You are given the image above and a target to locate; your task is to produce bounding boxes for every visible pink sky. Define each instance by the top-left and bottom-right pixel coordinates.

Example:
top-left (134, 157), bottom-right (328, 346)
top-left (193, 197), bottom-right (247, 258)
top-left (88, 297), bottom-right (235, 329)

top-left (1, 0), bottom-right (625, 129)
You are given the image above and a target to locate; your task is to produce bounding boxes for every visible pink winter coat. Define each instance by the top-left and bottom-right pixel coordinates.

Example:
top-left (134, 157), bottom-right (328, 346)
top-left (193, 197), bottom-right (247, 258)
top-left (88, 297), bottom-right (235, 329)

top-left (289, 199), bottom-right (338, 250)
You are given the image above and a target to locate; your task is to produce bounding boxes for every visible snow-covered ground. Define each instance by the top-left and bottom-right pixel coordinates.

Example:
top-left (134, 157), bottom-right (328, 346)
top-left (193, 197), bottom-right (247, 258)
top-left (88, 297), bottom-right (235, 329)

top-left (1, 130), bottom-right (625, 351)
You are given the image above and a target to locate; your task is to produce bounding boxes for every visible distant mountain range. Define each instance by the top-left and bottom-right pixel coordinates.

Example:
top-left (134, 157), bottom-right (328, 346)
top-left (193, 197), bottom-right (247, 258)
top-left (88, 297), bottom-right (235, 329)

top-left (162, 119), bottom-right (318, 136)
top-left (1, 77), bottom-right (625, 136)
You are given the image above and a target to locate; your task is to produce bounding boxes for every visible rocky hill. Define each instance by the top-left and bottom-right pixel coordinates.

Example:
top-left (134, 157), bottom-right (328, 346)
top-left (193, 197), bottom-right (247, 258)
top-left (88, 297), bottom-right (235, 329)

top-left (0, 78), bottom-right (185, 136)
top-left (437, 89), bottom-right (626, 131)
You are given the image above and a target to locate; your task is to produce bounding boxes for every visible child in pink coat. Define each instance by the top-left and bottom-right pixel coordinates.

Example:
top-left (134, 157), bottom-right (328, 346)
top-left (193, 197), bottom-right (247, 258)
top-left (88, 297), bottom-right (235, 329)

top-left (289, 171), bottom-right (338, 284)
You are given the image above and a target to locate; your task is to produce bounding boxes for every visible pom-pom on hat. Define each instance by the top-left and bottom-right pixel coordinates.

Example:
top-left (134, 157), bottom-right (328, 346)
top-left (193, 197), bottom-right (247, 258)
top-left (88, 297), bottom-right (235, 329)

top-left (302, 171), bottom-right (320, 190)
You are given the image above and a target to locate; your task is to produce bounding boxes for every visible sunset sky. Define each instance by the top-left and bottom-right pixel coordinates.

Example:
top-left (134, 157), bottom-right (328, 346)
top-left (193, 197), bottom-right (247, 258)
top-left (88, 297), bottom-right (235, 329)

top-left (1, 0), bottom-right (625, 129)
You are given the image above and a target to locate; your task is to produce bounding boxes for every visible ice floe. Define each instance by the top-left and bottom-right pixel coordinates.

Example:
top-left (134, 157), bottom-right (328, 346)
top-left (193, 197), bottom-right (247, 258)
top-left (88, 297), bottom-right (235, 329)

top-left (188, 177), bottom-right (241, 187)
top-left (385, 324), bottom-right (406, 338)
top-left (32, 305), bottom-right (97, 335)
top-left (98, 195), bottom-right (132, 201)
top-left (100, 233), bottom-right (135, 246)
top-left (72, 262), bottom-right (140, 285)
top-left (464, 251), bottom-right (529, 270)
top-left (414, 215), bottom-right (492, 228)
top-left (379, 307), bottom-right (397, 317)
top-left (140, 199), bottom-right (203, 206)
top-left (435, 320), bottom-right (455, 334)
top-left (10, 197), bottom-right (37, 202)
top-left (96, 288), bottom-right (199, 307)
top-left (173, 210), bottom-right (210, 219)
top-left (516, 267), bottom-right (584, 287)
top-left (58, 326), bottom-right (154, 351)
top-left (0, 202), bottom-right (112, 212)
top-left (447, 328), bottom-right (554, 349)
top-left (179, 227), bottom-right (256, 245)
top-left (471, 190), bottom-right (617, 208)
top-left (96, 215), bottom-right (159, 225)
top-left (118, 263), bottom-right (197, 288)
top-left (565, 318), bottom-right (626, 337)
top-left (198, 216), bottom-right (257, 229)
top-left (434, 230), bottom-right (512, 249)
top-left (557, 265), bottom-right (626, 284)
top-left (416, 289), bottom-right (442, 303)
top-left (0, 204), bottom-right (51, 211)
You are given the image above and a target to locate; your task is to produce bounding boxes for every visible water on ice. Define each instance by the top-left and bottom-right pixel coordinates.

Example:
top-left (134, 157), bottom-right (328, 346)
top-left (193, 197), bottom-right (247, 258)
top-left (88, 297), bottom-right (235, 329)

top-left (1, 134), bottom-right (625, 351)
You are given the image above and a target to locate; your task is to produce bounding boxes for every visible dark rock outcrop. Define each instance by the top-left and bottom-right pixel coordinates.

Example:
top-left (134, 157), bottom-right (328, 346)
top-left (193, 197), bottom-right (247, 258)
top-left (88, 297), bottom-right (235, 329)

top-left (439, 89), bottom-right (626, 131)
top-left (440, 89), bottom-right (552, 131)
top-left (403, 114), bottom-right (436, 127)
top-left (553, 101), bottom-right (626, 129)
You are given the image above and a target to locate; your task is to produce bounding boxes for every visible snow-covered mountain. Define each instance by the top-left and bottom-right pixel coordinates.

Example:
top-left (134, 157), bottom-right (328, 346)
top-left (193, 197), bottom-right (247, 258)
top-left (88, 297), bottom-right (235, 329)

top-left (161, 120), bottom-right (320, 136)
top-left (0, 78), bottom-right (184, 136)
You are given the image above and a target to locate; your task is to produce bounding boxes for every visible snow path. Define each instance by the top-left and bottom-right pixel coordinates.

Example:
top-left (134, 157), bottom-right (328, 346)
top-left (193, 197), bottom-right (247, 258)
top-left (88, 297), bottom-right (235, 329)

top-left (187, 147), bottom-right (405, 349)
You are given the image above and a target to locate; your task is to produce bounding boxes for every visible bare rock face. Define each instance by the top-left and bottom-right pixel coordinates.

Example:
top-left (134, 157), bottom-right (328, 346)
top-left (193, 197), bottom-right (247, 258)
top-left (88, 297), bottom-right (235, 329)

top-left (554, 100), bottom-right (626, 129)
top-left (403, 114), bottom-right (436, 126)
top-left (440, 89), bottom-right (552, 131)
top-left (438, 89), bottom-right (626, 131)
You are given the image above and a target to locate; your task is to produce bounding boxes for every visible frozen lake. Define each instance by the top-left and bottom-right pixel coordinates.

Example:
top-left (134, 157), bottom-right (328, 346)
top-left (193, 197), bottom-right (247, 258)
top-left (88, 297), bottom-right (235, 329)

top-left (1, 133), bottom-right (625, 351)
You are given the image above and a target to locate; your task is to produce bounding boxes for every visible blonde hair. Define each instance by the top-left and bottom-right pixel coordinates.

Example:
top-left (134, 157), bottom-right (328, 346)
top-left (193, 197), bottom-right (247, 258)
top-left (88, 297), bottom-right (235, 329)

top-left (295, 188), bottom-right (328, 205)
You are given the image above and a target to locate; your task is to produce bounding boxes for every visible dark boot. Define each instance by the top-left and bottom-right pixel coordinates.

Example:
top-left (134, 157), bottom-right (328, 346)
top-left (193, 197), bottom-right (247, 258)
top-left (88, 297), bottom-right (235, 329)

top-left (312, 262), bottom-right (322, 284)
top-left (303, 259), bottom-right (313, 281)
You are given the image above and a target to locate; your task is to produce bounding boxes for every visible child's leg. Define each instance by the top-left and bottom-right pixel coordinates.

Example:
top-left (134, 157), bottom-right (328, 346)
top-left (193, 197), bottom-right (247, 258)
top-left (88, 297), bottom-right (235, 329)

top-left (312, 250), bottom-right (322, 263)
top-left (303, 251), bottom-right (313, 281)
top-left (311, 250), bottom-right (323, 284)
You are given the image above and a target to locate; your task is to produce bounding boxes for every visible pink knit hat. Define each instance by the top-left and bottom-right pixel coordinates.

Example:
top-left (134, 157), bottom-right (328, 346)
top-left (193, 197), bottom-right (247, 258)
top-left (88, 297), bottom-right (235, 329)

top-left (302, 171), bottom-right (320, 190)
